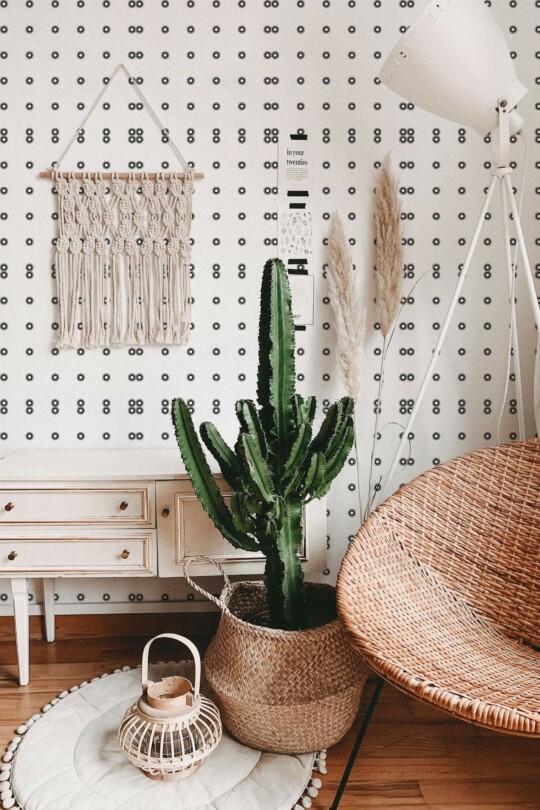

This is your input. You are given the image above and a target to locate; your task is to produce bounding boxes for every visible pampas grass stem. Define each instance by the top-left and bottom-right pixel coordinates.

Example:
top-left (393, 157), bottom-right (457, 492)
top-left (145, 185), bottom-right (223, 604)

top-left (327, 211), bottom-right (366, 519)
top-left (366, 154), bottom-right (404, 517)
top-left (365, 334), bottom-right (388, 521)
top-left (373, 153), bottom-right (403, 338)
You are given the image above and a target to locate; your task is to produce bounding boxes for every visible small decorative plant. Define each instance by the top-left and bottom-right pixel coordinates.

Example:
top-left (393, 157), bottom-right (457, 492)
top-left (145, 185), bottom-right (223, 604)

top-left (172, 258), bottom-right (354, 631)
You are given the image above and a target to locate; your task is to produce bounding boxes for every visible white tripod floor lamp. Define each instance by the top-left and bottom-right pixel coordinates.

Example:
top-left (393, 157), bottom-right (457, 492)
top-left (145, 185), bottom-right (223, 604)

top-left (377, 0), bottom-right (540, 504)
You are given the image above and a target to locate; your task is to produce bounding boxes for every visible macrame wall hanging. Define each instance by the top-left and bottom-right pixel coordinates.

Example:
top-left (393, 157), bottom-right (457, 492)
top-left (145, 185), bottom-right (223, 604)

top-left (41, 64), bottom-right (203, 349)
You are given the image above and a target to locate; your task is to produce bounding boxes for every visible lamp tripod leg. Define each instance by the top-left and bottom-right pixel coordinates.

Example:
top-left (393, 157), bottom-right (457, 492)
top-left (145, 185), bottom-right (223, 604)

top-left (499, 179), bottom-right (526, 440)
top-left (503, 173), bottom-right (540, 437)
top-left (377, 174), bottom-right (499, 505)
top-left (503, 174), bottom-right (540, 332)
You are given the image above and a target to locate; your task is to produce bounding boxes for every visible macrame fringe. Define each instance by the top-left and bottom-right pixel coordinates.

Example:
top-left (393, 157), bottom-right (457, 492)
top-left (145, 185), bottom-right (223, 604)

top-left (53, 172), bottom-right (193, 349)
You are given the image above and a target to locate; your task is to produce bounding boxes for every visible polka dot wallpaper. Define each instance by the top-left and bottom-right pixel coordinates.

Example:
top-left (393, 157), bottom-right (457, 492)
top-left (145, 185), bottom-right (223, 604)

top-left (1, 0), bottom-right (538, 613)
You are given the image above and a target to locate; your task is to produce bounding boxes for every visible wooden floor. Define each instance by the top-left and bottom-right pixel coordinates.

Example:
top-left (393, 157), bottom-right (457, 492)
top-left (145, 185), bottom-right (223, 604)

top-left (0, 628), bottom-right (538, 809)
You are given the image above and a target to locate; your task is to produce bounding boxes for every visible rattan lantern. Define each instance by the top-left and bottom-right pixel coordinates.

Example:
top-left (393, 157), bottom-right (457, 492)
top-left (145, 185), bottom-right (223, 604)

top-left (118, 633), bottom-right (222, 781)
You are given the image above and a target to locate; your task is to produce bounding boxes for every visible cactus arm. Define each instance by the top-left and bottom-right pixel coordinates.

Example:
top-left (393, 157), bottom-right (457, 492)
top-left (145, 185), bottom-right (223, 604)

top-left (323, 424), bottom-right (355, 485)
top-left (294, 394), bottom-right (316, 428)
top-left (339, 395), bottom-right (355, 421)
top-left (241, 433), bottom-right (275, 503)
top-left (268, 260), bottom-right (296, 470)
top-left (242, 493), bottom-right (265, 515)
top-left (257, 259), bottom-right (274, 440)
top-left (282, 423), bottom-right (312, 482)
top-left (293, 394), bottom-right (305, 427)
top-left (301, 452), bottom-right (327, 499)
top-left (200, 421), bottom-right (244, 488)
top-left (230, 493), bottom-right (256, 535)
top-left (283, 457), bottom-right (310, 498)
top-left (325, 398), bottom-right (355, 460)
top-left (275, 497), bottom-right (306, 630)
top-left (309, 401), bottom-right (341, 455)
top-left (256, 259), bottom-right (296, 472)
top-left (236, 400), bottom-right (268, 459)
top-left (304, 396), bottom-right (317, 425)
top-left (302, 422), bottom-right (354, 502)
top-left (171, 399), bottom-right (258, 552)
top-left (310, 479), bottom-right (332, 501)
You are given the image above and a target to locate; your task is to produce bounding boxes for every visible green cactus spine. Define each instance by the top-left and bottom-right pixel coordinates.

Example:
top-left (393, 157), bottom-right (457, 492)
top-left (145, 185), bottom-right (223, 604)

top-left (172, 258), bottom-right (354, 630)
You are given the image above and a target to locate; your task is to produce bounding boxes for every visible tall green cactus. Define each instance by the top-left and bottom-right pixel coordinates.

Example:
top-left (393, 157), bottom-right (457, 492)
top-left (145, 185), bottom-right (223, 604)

top-left (172, 258), bottom-right (354, 630)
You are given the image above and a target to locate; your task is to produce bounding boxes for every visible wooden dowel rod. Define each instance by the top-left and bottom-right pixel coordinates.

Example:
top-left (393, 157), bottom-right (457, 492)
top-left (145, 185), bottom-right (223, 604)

top-left (39, 171), bottom-right (204, 180)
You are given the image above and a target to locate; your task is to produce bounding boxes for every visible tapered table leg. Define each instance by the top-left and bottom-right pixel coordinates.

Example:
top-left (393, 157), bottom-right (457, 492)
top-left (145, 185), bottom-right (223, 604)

top-left (43, 578), bottom-right (55, 643)
top-left (11, 578), bottom-right (29, 686)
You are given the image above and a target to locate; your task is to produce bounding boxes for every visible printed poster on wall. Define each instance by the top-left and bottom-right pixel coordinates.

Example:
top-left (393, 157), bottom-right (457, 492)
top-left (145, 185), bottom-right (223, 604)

top-left (278, 131), bottom-right (314, 328)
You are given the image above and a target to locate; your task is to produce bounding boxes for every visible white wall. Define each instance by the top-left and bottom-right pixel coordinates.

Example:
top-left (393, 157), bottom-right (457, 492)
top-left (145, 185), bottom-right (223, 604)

top-left (1, 0), bottom-right (538, 613)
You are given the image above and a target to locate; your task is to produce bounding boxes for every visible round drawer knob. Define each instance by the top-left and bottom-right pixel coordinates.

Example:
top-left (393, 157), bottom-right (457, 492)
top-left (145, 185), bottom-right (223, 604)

top-left (161, 507), bottom-right (170, 518)
top-left (4, 503), bottom-right (14, 512)
top-left (7, 551), bottom-right (17, 561)
top-left (121, 549), bottom-right (130, 560)
top-left (119, 501), bottom-right (129, 511)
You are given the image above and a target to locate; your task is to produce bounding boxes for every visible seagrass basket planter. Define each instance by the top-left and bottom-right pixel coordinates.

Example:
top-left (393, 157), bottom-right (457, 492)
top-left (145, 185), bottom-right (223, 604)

top-left (185, 557), bottom-right (367, 755)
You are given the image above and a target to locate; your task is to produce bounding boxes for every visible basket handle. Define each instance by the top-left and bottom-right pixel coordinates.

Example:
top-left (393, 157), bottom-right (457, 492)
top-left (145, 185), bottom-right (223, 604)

top-left (183, 555), bottom-right (232, 616)
top-left (141, 633), bottom-right (201, 698)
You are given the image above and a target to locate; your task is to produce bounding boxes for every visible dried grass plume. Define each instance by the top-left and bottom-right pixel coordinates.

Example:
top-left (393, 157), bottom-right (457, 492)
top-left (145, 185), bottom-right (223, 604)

top-left (327, 212), bottom-right (365, 400)
top-left (374, 153), bottom-right (403, 337)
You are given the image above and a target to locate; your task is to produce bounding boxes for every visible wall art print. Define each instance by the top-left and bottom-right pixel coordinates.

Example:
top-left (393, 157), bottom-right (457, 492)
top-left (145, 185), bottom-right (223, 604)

top-left (279, 209), bottom-right (313, 256)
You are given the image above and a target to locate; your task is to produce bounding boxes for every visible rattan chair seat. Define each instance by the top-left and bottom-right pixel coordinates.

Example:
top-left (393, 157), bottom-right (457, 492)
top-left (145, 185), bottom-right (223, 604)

top-left (337, 441), bottom-right (540, 737)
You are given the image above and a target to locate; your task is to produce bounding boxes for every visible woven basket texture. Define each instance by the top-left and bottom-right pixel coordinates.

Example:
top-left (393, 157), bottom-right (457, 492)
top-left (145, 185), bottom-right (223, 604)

top-left (337, 440), bottom-right (540, 737)
top-left (204, 582), bottom-right (367, 754)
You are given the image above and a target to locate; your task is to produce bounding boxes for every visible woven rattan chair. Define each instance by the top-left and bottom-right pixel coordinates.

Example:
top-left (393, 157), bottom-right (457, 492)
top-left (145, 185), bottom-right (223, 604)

top-left (331, 441), bottom-right (540, 808)
top-left (338, 440), bottom-right (540, 738)
top-left (338, 439), bottom-right (540, 739)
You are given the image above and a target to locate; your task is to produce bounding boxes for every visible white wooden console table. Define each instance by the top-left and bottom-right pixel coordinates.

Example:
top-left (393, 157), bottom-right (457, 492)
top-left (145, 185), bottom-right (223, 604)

top-left (0, 449), bottom-right (327, 686)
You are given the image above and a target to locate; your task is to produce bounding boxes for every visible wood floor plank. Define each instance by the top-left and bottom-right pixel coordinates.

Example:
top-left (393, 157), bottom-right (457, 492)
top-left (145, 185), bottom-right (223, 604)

top-left (326, 757), bottom-right (540, 782)
top-left (420, 781), bottom-right (540, 805)
top-left (0, 637), bottom-right (538, 809)
top-left (312, 680), bottom-right (539, 809)
top-left (430, 806), bottom-right (540, 810)
top-left (0, 613), bottom-right (220, 642)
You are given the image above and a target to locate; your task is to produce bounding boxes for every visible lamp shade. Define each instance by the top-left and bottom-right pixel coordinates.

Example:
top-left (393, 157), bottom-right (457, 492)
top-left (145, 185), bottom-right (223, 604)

top-left (379, 0), bottom-right (527, 136)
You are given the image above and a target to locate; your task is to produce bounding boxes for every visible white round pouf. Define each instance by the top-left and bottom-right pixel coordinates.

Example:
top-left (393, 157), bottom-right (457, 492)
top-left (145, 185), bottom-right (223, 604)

top-left (7, 663), bottom-right (325, 810)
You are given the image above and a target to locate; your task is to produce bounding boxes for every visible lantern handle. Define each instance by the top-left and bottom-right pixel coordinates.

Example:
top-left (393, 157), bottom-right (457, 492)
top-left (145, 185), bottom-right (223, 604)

top-left (140, 633), bottom-right (201, 699)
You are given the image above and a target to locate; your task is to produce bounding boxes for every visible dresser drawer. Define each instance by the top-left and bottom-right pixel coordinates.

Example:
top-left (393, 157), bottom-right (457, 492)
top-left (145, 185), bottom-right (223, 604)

top-left (0, 483), bottom-right (154, 527)
top-left (156, 479), bottom-right (327, 577)
top-left (0, 529), bottom-right (156, 576)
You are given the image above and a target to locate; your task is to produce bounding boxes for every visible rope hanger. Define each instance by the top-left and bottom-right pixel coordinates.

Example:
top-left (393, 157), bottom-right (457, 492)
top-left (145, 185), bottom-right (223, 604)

top-left (39, 63), bottom-right (203, 180)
